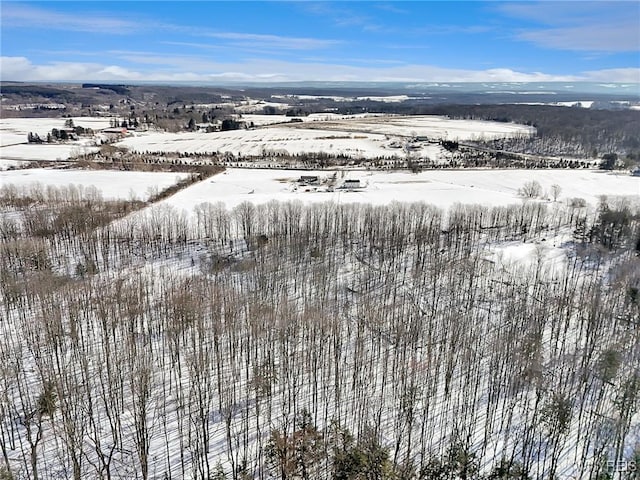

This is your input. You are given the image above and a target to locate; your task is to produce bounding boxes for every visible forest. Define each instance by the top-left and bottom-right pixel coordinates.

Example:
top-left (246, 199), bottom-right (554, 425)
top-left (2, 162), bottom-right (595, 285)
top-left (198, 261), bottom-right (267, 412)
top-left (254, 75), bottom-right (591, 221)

top-left (343, 105), bottom-right (640, 160)
top-left (0, 183), bottom-right (639, 480)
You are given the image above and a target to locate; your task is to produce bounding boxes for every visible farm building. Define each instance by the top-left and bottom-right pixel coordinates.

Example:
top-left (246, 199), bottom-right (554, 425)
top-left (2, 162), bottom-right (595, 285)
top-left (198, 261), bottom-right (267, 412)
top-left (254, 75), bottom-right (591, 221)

top-left (102, 127), bottom-right (128, 135)
top-left (196, 122), bottom-right (221, 132)
top-left (342, 179), bottom-right (362, 189)
top-left (299, 175), bottom-right (320, 185)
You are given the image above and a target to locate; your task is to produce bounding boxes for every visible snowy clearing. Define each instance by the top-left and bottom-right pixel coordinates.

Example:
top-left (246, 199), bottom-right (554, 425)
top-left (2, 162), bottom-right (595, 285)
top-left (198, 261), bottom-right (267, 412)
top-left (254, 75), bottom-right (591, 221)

top-left (118, 127), bottom-right (446, 160)
top-left (234, 100), bottom-right (289, 113)
top-left (239, 114), bottom-right (297, 126)
top-left (0, 168), bottom-right (191, 201)
top-left (240, 113), bottom-right (387, 126)
top-left (0, 142), bottom-right (99, 161)
top-left (513, 100), bottom-right (595, 108)
top-left (157, 168), bottom-right (640, 213)
top-left (0, 116), bottom-right (112, 146)
top-left (0, 159), bottom-right (29, 170)
top-left (117, 115), bottom-right (534, 161)
top-left (273, 94), bottom-right (413, 102)
top-left (486, 235), bottom-right (571, 274)
top-left (286, 114), bottom-right (535, 141)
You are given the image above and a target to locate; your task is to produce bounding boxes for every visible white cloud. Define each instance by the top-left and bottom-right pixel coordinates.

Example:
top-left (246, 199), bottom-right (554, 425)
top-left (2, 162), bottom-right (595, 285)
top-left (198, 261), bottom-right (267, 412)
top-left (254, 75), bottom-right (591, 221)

top-left (6, 55), bottom-right (623, 83)
top-left (3, 55), bottom-right (639, 84)
top-left (205, 32), bottom-right (340, 50)
top-left (1, 57), bottom-right (124, 81)
top-left (583, 68), bottom-right (640, 83)
top-left (0, 57), bottom-right (32, 81)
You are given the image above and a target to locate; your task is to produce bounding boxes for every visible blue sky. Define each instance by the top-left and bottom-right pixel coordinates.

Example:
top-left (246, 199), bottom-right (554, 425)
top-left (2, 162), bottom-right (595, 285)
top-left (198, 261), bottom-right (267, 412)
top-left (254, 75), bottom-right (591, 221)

top-left (1, 1), bottom-right (639, 83)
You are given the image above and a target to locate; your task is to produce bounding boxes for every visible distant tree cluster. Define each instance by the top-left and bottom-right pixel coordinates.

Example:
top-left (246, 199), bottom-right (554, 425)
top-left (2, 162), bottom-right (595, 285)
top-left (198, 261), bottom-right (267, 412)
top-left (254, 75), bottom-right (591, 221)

top-left (26, 132), bottom-right (43, 143)
top-left (221, 118), bottom-right (242, 131)
top-left (26, 121), bottom-right (95, 144)
top-left (419, 105), bottom-right (639, 159)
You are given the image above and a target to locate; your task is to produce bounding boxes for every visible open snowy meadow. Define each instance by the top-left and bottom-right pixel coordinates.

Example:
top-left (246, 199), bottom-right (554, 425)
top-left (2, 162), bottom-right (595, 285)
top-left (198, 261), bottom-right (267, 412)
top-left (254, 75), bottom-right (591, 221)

top-left (0, 117), bottom-right (112, 164)
top-left (118, 127), bottom-right (446, 160)
top-left (0, 116), bottom-right (112, 147)
top-left (155, 167), bottom-right (640, 213)
top-left (281, 114), bottom-right (536, 141)
top-left (0, 168), bottom-right (192, 201)
top-left (0, 142), bottom-right (99, 162)
top-left (117, 115), bottom-right (534, 161)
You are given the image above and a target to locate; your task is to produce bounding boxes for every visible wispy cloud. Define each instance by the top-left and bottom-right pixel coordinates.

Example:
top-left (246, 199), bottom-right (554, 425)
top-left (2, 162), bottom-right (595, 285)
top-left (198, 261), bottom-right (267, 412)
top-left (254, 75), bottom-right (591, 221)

top-left (375, 4), bottom-right (409, 15)
top-left (1, 4), bottom-right (139, 34)
top-left (2, 3), bottom-right (343, 59)
top-left (411, 25), bottom-right (492, 36)
top-left (161, 41), bottom-right (227, 51)
top-left (303, 3), bottom-right (385, 33)
top-left (2, 4), bottom-right (340, 52)
top-left (498, 1), bottom-right (640, 53)
top-left (107, 51), bottom-right (234, 71)
top-left (516, 22), bottom-right (639, 52)
top-left (204, 32), bottom-right (340, 50)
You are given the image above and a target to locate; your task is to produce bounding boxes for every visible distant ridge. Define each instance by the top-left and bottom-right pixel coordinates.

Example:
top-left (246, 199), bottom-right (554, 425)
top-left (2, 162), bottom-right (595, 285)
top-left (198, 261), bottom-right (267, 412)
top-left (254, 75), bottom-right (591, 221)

top-left (81, 84), bottom-right (130, 95)
top-left (3, 81), bottom-right (638, 97)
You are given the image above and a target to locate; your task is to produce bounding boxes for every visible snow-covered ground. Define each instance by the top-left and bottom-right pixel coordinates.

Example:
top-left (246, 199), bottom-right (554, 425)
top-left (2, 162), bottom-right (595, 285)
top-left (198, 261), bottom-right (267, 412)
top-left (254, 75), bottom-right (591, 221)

top-left (157, 168), bottom-right (640, 213)
top-left (240, 114), bottom-right (296, 126)
top-left (117, 115), bottom-right (534, 161)
top-left (513, 100), bottom-right (595, 108)
top-left (0, 159), bottom-right (29, 170)
top-left (0, 117), bottom-right (112, 162)
top-left (0, 116), bottom-right (112, 147)
top-left (0, 168), bottom-right (191, 201)
top-left (0, 142), bottom-right (99, 161)
top-left (234, 100), bottom-right (289, 113)
top-left (237, 113), bottom-right (385, 125)
top-left (486, 234), bottom-right (572, 275)
top-left (355, 95), bottom-right (411, 102)
top-left (118, 127), bottom-right (445, 160)
top-left (291, 114), bottom-right (535, 140)
top-left (273, 94), bottom-right (413, 102)
top-left (2, 165), bottom-right (638, 479)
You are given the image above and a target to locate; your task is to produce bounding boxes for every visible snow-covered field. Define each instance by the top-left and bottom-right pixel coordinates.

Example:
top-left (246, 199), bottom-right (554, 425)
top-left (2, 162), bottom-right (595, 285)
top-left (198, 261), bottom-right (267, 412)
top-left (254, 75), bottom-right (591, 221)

top-left (0, 159), bottom-right (29, 170)
top-left (0, 116), bottom-right (111, 161)
top-left (118, 127), bottom-right (446, 160)
top-left (240, 114), bottom-right (296, 126)
top-left (157, 168), bottom-right (640, 213)
top-left (238, 113), bottom-right (385, 126)
top-left (290, 114), bottom-right (535, 140)
top-left (0, 168), bottom-right (191, 201)
top-left (274, 94), bottom-right (413, 102)
top-left (514, 101), bottom-right (595, 108)
top-left (117, 115), bottom-right (533, 161)
top-left (0, 115), bottom-right (533, 165)
top-left (234, 100), bottom-right (288, 113)
top-left (0, 142), bottom-right (98, 161)
top-left (0, 116), bottom-right (112, 146)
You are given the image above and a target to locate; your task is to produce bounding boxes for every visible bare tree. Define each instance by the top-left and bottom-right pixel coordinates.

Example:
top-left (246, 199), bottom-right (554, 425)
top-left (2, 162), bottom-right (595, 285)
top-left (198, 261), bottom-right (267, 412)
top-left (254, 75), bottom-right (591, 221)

top-left (519, 180), bottom-right (542, 198)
